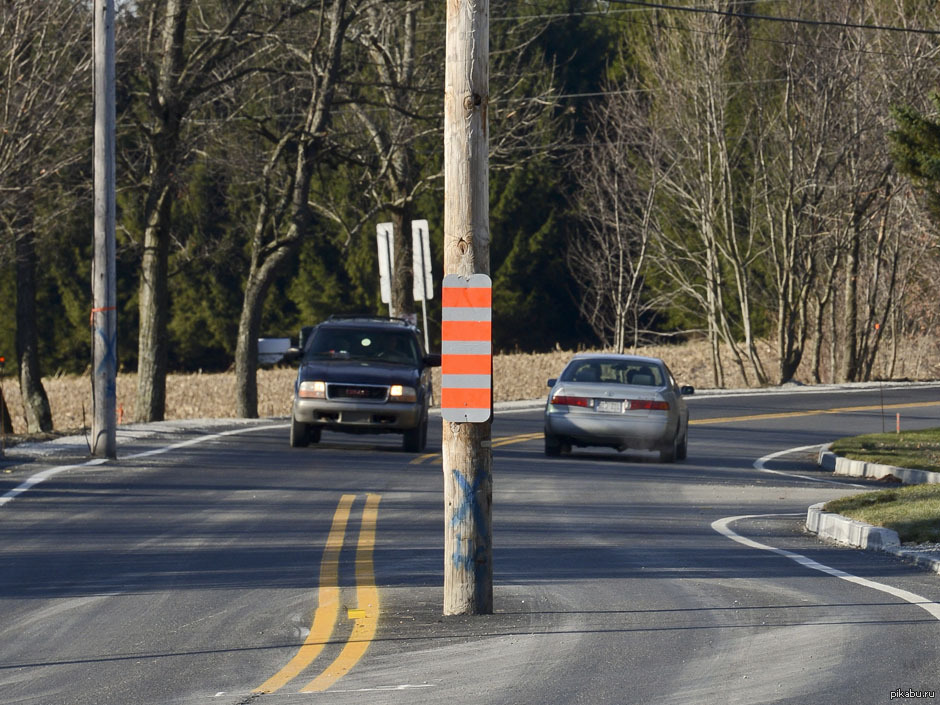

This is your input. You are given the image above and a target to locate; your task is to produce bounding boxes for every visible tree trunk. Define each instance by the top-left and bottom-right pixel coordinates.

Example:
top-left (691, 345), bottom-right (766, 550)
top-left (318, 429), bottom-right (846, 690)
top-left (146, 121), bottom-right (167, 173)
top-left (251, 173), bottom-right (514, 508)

top-left (134, 0), bottom-right (190, 423)
top-left (235, 241), bottom-right (300, 417)
top-left (390, 198), bottom-right (414, 318)
top-left (135, 185), bottom-right (171, 422)
top-left (0, 385), bottom-right (13, 435)
top-left (14, 229), bottom-right (53, 432)
top-left (840, 225), bottom-right (860, 382)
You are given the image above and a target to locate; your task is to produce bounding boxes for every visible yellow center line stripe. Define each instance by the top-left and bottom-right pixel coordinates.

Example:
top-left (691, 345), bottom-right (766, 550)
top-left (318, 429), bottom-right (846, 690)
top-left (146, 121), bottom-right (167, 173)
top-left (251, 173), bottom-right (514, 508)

top-left (408, 398), bottom-right (940, 463)
top-left (492, 432), bottom-right (542, 447)
top-left (253, 494), bottom-right (355, 694)
top-left (691, 399), bottom-right (940, 426)
top-left (301, 493), bottom-right (382, 693)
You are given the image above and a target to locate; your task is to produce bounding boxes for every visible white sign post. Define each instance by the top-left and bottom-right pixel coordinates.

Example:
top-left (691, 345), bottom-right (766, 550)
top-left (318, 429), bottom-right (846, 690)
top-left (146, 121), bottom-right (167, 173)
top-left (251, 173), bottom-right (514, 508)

top-left (376, 222), bottom-right (394, 315)
top-left (412, 219), bottom-right (433, 351)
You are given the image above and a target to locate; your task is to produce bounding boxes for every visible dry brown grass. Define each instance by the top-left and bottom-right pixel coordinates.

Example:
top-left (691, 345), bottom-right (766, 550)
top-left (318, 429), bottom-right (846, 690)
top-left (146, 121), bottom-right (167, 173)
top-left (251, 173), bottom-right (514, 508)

top-left (1, 336), bottom-right (938, 435)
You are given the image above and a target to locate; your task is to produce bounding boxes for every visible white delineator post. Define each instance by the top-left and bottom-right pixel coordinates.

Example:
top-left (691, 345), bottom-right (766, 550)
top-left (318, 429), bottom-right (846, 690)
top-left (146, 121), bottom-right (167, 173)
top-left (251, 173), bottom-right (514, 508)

top-left (442, 0), bottom-right (492, 615)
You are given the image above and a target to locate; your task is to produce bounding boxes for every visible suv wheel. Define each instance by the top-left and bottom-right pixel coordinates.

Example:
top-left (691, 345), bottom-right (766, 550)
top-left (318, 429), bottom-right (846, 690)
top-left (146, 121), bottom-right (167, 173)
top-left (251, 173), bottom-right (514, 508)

top-left (403, 414), bottom-right (428, 453)
top-left (290, 416), bottom-right (310, 448)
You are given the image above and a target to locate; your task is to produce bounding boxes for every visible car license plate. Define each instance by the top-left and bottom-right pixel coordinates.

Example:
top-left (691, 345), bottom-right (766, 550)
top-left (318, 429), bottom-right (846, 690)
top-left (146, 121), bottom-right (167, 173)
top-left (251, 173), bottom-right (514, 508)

top-left (596, 400), bottom-right (622, 413)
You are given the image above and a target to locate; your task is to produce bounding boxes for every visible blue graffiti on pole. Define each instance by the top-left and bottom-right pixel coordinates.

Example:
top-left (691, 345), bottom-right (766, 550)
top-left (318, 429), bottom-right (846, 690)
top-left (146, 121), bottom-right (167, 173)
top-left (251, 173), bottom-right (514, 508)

top-left (95, 325), bottom-right (118, 397)
top-left (450, 468), bottom-right (490, 575)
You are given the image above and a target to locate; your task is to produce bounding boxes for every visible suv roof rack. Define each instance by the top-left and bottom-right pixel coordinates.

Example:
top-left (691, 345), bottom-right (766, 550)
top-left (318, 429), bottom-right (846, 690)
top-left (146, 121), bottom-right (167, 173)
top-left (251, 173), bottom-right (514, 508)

top-left (326, 314), bottom-right (413, 326)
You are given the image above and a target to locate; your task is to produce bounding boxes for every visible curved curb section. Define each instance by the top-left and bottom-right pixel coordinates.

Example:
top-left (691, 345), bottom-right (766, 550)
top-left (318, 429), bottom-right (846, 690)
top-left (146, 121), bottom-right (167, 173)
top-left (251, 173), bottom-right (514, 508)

top-left (808, 448), bottom-right (940, 575)
top-left (817, 447), bottom-right (940, 486)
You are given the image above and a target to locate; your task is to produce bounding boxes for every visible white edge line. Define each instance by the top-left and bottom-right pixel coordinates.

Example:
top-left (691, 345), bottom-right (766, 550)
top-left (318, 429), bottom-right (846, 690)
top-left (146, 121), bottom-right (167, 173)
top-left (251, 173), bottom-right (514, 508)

top-left (712, 513), bottom-right (940, 622)
top-left (1, 423), bottom-right (290, 509)
top-left (755, 444), bottom-right (868, 488)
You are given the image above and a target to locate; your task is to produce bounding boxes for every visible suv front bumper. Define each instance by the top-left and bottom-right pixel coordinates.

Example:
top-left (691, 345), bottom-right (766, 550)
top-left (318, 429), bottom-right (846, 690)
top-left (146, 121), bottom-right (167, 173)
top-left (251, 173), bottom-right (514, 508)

top-left (293, 397), bottom-right (424, 432)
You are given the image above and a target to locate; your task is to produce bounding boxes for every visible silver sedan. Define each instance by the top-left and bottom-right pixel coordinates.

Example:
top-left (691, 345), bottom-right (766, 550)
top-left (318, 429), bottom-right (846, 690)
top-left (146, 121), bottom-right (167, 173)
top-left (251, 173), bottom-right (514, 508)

top-left (543, 354), bottom-right (694, 462)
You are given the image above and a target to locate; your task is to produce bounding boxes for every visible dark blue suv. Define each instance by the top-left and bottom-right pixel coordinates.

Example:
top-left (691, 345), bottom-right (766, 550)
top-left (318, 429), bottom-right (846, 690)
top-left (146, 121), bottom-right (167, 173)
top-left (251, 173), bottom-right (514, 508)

top-left (288, 316), bottom-right (440, 452)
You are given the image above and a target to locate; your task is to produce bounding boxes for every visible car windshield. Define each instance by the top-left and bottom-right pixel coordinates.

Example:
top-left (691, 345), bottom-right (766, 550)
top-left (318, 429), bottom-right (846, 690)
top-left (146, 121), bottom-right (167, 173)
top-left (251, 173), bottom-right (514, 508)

top-left (304, 328), bottom-right (420, 365)
top-left (561, 359), bottom-right (664, 387)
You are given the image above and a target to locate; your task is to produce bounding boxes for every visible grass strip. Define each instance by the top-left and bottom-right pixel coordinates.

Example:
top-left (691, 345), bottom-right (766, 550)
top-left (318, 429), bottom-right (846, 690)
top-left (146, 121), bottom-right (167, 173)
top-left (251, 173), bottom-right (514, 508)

top-left (826, 428), bottom-right (940, 543)
top-left (824, 484), bottom-right (940, 543)
top-left (829, 428), bottom-right (940, 473)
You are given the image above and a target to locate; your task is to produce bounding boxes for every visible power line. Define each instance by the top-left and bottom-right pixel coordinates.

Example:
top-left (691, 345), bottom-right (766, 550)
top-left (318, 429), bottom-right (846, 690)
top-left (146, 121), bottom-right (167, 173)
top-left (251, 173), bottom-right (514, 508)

top-left (607, 0), bottom-right (940, 36)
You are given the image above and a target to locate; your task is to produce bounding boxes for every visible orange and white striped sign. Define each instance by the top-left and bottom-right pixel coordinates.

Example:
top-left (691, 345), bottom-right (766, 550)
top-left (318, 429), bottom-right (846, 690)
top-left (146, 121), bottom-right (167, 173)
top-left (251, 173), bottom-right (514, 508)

top-left (441, 273), bottom-right (492, 423)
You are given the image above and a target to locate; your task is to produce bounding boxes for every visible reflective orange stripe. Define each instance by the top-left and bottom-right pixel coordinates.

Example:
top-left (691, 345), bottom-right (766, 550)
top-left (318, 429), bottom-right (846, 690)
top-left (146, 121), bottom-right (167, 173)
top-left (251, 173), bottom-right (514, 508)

top-left (441, 387), bottom-right (491, 410)
top-left (441, 320), bottom-right (490, 341)
top-left (442, 355), bottom-right (492, 375)
top-left (442, 286), bottom-right (491, 308)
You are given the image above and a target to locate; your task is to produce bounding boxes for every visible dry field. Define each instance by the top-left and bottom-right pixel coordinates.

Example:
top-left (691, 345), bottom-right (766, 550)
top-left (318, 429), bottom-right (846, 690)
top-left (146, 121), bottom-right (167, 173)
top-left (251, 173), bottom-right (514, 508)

top-left (1, 336), bottom-right (939, 437)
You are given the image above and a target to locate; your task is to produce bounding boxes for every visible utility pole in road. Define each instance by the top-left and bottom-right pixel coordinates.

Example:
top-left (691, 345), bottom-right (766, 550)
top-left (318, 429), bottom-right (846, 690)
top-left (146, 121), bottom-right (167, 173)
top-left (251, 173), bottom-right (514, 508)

top-left (442, 0), bottom-right (492, 615)
top-left (92, 0), bottom-right (117, 458)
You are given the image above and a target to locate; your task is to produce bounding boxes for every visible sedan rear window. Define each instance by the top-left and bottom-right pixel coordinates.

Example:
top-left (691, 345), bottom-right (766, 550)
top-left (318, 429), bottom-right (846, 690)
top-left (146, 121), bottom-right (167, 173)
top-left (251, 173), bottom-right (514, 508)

top-left (561, 359), bottom-right (664, 387)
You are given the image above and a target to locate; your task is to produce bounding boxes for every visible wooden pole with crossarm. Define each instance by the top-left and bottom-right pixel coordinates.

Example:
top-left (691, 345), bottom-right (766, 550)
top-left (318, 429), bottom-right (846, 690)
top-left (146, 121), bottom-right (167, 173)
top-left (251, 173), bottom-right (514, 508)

top-left (442, 0), bottom-right (492, 615)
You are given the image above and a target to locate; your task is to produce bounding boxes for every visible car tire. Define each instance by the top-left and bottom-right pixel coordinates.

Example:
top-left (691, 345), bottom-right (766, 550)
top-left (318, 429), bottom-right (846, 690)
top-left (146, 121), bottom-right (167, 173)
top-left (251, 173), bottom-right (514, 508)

top-left (290, 416), bottom-right (310, 448)
top-left (403, 414), bottom-right (428, 453)
top-left (659, 433), bottom-right (678, 463)
top-left (676, 427), bottom-right (688, 461)
top-left (544, 432), bottom-right (562, 457)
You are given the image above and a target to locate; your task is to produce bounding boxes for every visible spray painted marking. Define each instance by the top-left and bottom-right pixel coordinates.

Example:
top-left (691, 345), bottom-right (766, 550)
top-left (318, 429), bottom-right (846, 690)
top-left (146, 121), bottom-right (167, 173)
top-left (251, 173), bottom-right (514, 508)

top-left (94, 326), bottom-right (118, 378)
top-left (0, 423), bottom-right (288, 509)
top-left (450, 468), bottom-right (489, 573)
top-left (713, 514), bottom-right (940, 622)
top-left (440, 274), bottom-right (492, 422)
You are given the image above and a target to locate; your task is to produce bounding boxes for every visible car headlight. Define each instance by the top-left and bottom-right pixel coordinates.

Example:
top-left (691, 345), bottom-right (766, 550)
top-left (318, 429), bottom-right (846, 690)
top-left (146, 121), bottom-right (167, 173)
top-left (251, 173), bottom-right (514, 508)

top-left (389, 384), bottom-right (417, 402)
top-left (299, 380), bottom-right (327, 399)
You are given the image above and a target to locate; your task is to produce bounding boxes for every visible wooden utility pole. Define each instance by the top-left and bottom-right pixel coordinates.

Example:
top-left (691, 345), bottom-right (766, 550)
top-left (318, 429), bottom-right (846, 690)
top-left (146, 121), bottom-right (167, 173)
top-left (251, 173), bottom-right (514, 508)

top-left (92, 0), bottom-right (117, 458)
top-left (442, 0), bottom-right (492, 615)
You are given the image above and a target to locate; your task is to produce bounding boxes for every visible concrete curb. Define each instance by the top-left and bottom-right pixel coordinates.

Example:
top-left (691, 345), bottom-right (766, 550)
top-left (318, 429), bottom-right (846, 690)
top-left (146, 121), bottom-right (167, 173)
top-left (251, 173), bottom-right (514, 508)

top-left (808, 449), bottom-right (940, 575)
top-left (817, 446), bottom-right (940, 485)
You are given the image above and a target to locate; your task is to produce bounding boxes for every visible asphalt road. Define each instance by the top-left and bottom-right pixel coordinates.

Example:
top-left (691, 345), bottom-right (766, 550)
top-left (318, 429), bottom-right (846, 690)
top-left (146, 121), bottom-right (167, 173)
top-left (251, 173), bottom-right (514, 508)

top-left (1, 383), bottom-right (940, 705)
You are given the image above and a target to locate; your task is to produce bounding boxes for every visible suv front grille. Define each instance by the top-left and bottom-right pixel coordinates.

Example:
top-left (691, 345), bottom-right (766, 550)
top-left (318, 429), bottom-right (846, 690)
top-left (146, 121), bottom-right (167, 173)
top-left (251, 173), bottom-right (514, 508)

top-left (327, 383), bottom-right (388, 401)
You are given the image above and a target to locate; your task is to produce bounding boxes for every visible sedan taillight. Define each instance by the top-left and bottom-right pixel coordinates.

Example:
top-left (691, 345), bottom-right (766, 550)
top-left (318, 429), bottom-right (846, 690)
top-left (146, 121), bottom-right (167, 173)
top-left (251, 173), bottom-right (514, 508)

top-left (627, 399), bottom-right (670, 411)
top-left (551, 394), bottom-right (591, 407)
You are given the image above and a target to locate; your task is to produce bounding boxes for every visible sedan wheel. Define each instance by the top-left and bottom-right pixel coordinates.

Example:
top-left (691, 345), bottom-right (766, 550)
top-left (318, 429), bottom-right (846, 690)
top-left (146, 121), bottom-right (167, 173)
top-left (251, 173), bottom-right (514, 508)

top-left (659, 432), bottom-right (678, 463)
top-left (676, 427), bottom-right (688, 460)
top-left (544, 433), bottom-right (562, 457)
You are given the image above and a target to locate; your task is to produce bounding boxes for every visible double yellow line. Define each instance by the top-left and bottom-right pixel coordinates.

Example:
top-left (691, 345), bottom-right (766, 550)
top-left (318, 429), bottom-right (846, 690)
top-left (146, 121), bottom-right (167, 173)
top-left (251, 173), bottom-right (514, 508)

top-left (255, 493), bottom-right (381, 694)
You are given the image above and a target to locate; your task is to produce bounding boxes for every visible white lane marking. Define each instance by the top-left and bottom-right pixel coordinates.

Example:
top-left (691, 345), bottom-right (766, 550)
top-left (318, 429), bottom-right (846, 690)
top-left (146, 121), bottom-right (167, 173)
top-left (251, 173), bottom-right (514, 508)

top-left (0, 458), bottom-right (108, 508)
top-left (1, 423), bottom-right (289, 509)
top-left (712, 514), bottom-right (940, 621)
top-left (755, 444), bottom-right (868, 488)
top-left (328, 684), bottom-right (435, 692)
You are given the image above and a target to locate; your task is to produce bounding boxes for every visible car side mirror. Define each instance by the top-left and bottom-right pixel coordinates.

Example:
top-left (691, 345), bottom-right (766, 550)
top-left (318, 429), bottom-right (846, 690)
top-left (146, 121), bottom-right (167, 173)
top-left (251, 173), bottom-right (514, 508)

top-left (680, 385), bottom-right (695, 396)
top-left (547, 378), bottom-right (557, 388)
top-left (424, 353), bottom-right (442, 368)
top-left (283, 347), bottom-right (302, 363)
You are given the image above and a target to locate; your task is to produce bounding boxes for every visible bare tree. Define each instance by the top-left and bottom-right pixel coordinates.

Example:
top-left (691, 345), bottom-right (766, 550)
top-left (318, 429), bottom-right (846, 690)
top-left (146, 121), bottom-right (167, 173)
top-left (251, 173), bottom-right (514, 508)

top-left (232, 0), bottom-right (359, 417)
top-left (569, 87), bottom-right (659, 352)
top-left (0, 1), bottom-right (90, 432)
top-left (629, 6), bottom-right (766, 386)
top-left (127, 0), bottom-right (266, 422)
top-left (344, 0), bottom-right (563, 319)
